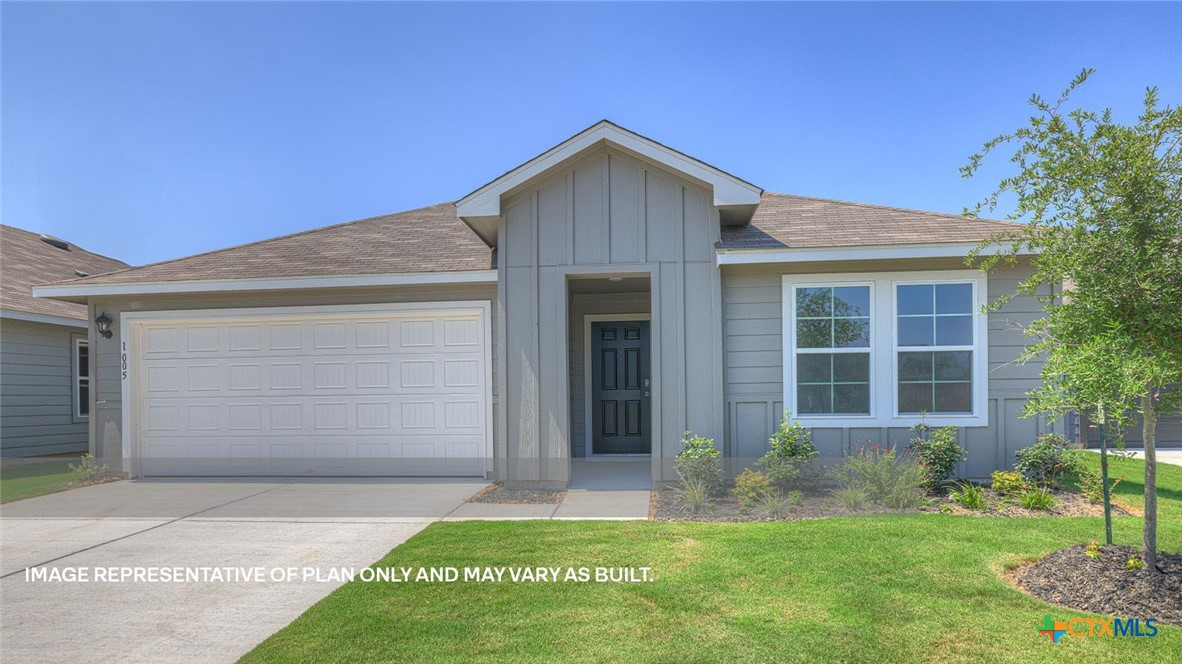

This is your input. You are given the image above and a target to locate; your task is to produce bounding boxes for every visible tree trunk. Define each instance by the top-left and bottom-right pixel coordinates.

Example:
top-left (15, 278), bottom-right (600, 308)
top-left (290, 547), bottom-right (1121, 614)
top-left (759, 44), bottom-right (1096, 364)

top-left (1141, 393), bottom-right (1158, 571)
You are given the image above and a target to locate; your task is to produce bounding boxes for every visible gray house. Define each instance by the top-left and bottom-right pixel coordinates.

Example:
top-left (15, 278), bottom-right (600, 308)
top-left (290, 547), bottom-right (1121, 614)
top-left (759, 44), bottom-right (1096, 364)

top-left (1, 225), bottom-right (129, 457)
top-left (35, 121), bottom-right (1060, 484)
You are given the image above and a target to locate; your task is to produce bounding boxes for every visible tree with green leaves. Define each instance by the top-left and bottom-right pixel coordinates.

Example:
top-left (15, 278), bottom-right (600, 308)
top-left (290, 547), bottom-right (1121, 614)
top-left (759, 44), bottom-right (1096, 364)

top-left (963, 69), bottom-right (1182, 571)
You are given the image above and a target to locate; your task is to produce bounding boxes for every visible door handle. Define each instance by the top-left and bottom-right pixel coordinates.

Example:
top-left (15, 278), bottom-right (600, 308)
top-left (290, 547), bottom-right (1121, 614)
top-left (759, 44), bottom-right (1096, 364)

top-left (644, 378), bottom-right (651, 387)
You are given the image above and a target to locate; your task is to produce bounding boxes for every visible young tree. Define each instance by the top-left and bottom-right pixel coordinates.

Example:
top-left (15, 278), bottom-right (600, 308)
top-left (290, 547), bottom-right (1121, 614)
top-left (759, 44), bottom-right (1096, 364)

top-left (963, 69), bottom-right (1182, 570)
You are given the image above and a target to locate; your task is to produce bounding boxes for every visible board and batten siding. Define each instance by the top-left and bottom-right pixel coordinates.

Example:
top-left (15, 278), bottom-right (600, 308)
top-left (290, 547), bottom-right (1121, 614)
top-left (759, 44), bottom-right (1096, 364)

top-left (0, 318), bottom-right (89, 457)
top-left (499, 147), bottom-right (724, 483)
top-left (87, 284), bottom-right (498, 473)
top-left (721, 259), bottom-right (1054, 479)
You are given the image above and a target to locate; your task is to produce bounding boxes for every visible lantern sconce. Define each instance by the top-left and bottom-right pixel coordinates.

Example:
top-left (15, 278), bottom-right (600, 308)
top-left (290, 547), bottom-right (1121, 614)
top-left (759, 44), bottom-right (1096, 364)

top-left (95, 312), bottom-right (113, 339)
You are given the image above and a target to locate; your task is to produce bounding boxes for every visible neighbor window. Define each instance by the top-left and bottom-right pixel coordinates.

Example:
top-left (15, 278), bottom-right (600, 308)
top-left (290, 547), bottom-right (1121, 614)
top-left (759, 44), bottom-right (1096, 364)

top-left (792, 285), bottom-right (871, 415)
top-left (895, 283), bottom-right (974, 414)
top-left (75, 339), bottom-right (89, 418)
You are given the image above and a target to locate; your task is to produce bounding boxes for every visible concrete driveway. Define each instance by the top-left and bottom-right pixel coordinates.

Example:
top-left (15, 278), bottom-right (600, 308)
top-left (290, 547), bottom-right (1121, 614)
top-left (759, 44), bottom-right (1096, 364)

top-left (0, 478), bottom-right (483, 663)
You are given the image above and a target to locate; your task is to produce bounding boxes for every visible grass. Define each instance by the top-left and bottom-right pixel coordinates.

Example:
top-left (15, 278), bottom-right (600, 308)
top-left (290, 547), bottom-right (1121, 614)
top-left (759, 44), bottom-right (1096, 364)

top-left (243, 455), bottom-right (1180, 663)
top-left (0, 458), bottom-right (80, 504)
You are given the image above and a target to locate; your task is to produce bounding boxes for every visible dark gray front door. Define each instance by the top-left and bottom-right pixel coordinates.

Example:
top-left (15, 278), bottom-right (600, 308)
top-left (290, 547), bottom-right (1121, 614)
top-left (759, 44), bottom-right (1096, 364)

top-left (591, 321), bottom-right (651, 454)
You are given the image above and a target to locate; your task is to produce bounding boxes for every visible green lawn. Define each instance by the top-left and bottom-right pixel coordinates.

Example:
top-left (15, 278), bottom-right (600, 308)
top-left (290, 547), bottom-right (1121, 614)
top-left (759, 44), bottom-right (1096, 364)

top-left (243, 455), bottom-right (1180, 663)
top-left (0, 458), bottom-right (80, 504)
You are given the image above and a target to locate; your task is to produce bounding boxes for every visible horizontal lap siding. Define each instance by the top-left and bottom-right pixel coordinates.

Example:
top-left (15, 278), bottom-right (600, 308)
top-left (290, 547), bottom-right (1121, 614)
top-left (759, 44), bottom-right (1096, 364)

top-left (720, 262), bottom-right (1053, 478)
top-left (0, 319), bottom-right (88, 456)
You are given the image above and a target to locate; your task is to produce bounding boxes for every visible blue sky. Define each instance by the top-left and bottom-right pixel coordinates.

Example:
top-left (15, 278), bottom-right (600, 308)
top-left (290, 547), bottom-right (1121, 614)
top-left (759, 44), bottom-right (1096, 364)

top-left (3, 2), bottom-right (1180, 266)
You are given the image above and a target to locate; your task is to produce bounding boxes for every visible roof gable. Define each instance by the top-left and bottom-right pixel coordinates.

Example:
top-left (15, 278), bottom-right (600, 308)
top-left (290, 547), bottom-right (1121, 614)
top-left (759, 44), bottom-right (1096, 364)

top-left (456, 120), bottom-right (763, 245)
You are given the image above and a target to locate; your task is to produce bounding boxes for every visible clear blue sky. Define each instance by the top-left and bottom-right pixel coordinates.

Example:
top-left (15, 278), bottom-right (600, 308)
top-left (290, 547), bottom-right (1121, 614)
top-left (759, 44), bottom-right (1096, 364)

top-left (3, 2), bottom-right (1179, 266)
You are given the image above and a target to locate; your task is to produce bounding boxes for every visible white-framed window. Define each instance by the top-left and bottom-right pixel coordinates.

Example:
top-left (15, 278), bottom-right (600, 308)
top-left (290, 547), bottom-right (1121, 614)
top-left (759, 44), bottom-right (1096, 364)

top-left (782, 270), bottom-right (988, 427)
top-left (790, 284), bottom-right (873, 416)
top-left (74, 338), bottom-right (89, 419)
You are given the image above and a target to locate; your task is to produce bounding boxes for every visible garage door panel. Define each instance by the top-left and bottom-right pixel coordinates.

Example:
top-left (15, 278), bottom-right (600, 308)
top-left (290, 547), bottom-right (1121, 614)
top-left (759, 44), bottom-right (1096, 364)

top-left (135, 308), bottom-right (488, 477)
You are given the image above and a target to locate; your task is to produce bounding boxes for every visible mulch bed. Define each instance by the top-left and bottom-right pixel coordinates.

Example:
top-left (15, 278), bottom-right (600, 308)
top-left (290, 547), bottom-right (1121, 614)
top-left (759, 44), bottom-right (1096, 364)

top-left (651, 486), bottom-right (904, 522)
top-left (1011, 544), bottom-right (1182, 626)
top-left (65, 475), bottom-right (123, 490)
top-left (468, 482), bottom-right (566, 504)
top-left (651, 484), bottom-right (1131, 522)
top-left (934, 486), bottom-right (1133, 518)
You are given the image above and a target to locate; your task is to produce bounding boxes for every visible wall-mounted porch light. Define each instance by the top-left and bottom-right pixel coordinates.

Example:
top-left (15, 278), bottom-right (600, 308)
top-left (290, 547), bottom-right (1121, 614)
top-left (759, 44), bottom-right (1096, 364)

top-left (95, 312), bottom-right (113, 339)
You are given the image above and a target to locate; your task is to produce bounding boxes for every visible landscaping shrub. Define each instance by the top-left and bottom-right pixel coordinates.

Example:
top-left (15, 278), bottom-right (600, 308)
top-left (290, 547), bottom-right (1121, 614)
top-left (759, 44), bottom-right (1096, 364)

top-left (1020, 487), bottom-right (1058, 510)
top-left (674, 431), bottom-right (723, 494)
top-left (69, 453), bottom-right (111, 484)
top-left (830, 444), bottom-right (925, 509)
top-left (757, 411), bottom-right (819, 489)
top-left (948, 481), bottom-right (987, 510)
top-left (1125, 556), bottom-right (1145, 570)
top-left (832, 486), bottom-right (868, 509)
top-left (731, 469), bottom-right (773, 507)
top-left (908, 422), bottom-right (967, 491)
top-left (756, 490), bottom-right (794, 517)
top-left (1084, 541), bottom-right (1101, 560)
top-left (1014, 433), bottom-right (1082, 489)
top-left (673, 478), bottom-right (715, 514)
top-left (1077, 467), bottom-right (1123, 505)
top-left (990, 470), bottom-right (1027, 497)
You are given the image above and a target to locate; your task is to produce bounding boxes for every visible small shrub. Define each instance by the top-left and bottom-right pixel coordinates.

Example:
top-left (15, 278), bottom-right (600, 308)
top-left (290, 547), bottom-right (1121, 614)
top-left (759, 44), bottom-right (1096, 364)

top-left (831, 444), bottom-right (925, 509)
top-left (949, 481), bottom-right (987, 510)
top-left (939, 503), bottom-right (954, 514)
top-left (1125, 556), bottom-right (1145, 570)
top-left (786, 490), bottom-right (803, 507)
top-left (757, 411), bottom-right (819, 489)
top-left (69, 453), bottom-right (111, 483)
top-left (1077, 468), bottom-right (1123, 505)
top-left (832, 487), bottom-right (868, 509)
top-left (1014, 434), bottom-right (1082, 489)
top-left (732, 469), bottom-right (773, 507)
top-left (756, 490), bottom-right (792, 517)
top-left (990, 470), bottom-right (1027, 497)
top-left (673, 478), bottom-right (715, 514)
top-left (1020, 488), bottom-right (1058, 511)
top-left (674, 431), bottom-right (723, 494)
top-left (1084, 541), bottom-right (1101, 560)
top-left (909, 422), bottom-right (967, 492)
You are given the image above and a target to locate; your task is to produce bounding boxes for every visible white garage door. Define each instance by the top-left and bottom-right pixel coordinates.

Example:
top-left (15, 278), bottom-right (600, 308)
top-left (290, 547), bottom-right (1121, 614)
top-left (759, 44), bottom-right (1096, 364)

top-left (130, 304), bottom-right (490, 477)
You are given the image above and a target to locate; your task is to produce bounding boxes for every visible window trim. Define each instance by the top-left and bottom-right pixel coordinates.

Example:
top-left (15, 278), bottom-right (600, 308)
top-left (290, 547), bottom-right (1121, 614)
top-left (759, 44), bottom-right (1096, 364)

top-left (787, 281), bottom-right (875, 419)
top-left (73, 337), bottom-right (90, 420)
top-left (782, 270), bottom-right (988, 428)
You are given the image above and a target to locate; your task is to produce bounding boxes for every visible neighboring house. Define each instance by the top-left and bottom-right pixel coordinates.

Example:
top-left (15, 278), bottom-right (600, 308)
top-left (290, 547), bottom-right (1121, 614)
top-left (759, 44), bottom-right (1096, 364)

top-left (1, 225), bottom-right (129, 457)
top-left (35, 121), bottom-right (1068, 484)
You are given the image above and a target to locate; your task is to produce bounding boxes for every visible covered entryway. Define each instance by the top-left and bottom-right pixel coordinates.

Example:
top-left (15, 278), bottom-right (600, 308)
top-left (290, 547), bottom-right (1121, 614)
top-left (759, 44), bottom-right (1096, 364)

top-left (124, 302), bottom-right (491, 477)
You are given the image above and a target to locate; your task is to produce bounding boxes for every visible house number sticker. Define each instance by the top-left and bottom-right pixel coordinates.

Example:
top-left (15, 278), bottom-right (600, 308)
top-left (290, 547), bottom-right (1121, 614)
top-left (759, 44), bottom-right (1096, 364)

top-left (121, 341), bottom-right (128, 380)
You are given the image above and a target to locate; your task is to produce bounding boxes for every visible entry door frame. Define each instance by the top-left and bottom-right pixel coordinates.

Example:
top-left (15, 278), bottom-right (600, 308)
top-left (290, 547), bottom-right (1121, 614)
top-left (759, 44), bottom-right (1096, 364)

top-left (583, 313), bottom-right (652, 457)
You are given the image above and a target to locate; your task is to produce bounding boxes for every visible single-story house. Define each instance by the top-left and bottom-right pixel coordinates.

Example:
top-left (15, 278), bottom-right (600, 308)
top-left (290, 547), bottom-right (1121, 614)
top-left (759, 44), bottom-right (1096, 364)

top-left (35, 121), bottom-right (1069, 484)
top-left (1, 225), bottom-right (129, 457)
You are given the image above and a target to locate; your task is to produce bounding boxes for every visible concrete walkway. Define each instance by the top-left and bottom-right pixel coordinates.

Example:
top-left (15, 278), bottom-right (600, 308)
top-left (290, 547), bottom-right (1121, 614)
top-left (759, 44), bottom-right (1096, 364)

top-left (1084, 449), bottom-right (1182, 467)
top-left (446, 460), bottom-right (654, 521)
top-left (0, 478), bottom-right (483, 663)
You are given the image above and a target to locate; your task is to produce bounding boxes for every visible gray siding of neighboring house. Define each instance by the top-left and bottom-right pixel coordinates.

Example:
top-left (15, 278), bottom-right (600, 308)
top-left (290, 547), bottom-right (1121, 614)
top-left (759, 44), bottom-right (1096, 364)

top-left (721, 258), bottom-right (1055, 479)
top-left (499, 147), bottom-right (725, 484)
top-left (0, 318), bottom-right (89, 457)
top-left (1084, 414), bottom-right (1182, 449)
top-left (87, 284), bottom-right (498, 474)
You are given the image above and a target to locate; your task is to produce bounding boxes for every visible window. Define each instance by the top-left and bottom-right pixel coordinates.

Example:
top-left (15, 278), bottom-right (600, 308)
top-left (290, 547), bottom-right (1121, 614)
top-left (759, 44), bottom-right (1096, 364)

top-left (895, 283), bottom-right (974, 414)
top-left (783, 271), bottom-right (986, 427)
top-left (74, 339), bottom-right (89, 418)
top-left (792, 285), bottom-right (871, 415)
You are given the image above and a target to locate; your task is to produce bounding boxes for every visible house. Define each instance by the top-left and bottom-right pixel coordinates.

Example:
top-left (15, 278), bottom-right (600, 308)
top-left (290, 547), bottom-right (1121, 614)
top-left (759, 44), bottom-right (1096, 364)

top-left (34, 121), bottom-right (1062, 484)
top-left (1, 225), bottom-right (129, 457)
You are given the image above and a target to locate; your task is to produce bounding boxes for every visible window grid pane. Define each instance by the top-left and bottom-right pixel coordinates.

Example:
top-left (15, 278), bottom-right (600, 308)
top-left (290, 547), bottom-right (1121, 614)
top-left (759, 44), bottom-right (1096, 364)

top-left (895, 282), bottom-right (974, 414)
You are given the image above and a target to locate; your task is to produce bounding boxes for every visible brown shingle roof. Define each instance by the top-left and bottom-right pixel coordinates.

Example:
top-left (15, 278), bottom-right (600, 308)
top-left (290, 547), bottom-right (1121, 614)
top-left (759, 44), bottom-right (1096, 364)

top-left (720, 192), bottom-right (1023, 250)
top-left (1, 225), bottom-right (129, 320)
top-left (52, 203), bottom-right (495, 287)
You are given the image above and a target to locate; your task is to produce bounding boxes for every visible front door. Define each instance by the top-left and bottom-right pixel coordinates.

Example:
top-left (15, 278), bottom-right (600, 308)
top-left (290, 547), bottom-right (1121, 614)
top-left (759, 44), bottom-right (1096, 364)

top-left (591, 320), bottom-right (651, 454)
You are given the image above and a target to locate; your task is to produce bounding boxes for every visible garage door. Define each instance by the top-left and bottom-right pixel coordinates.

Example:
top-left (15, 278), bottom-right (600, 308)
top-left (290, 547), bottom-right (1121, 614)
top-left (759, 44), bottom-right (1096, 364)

top-left (131, 304), bottom-right (490, 477)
